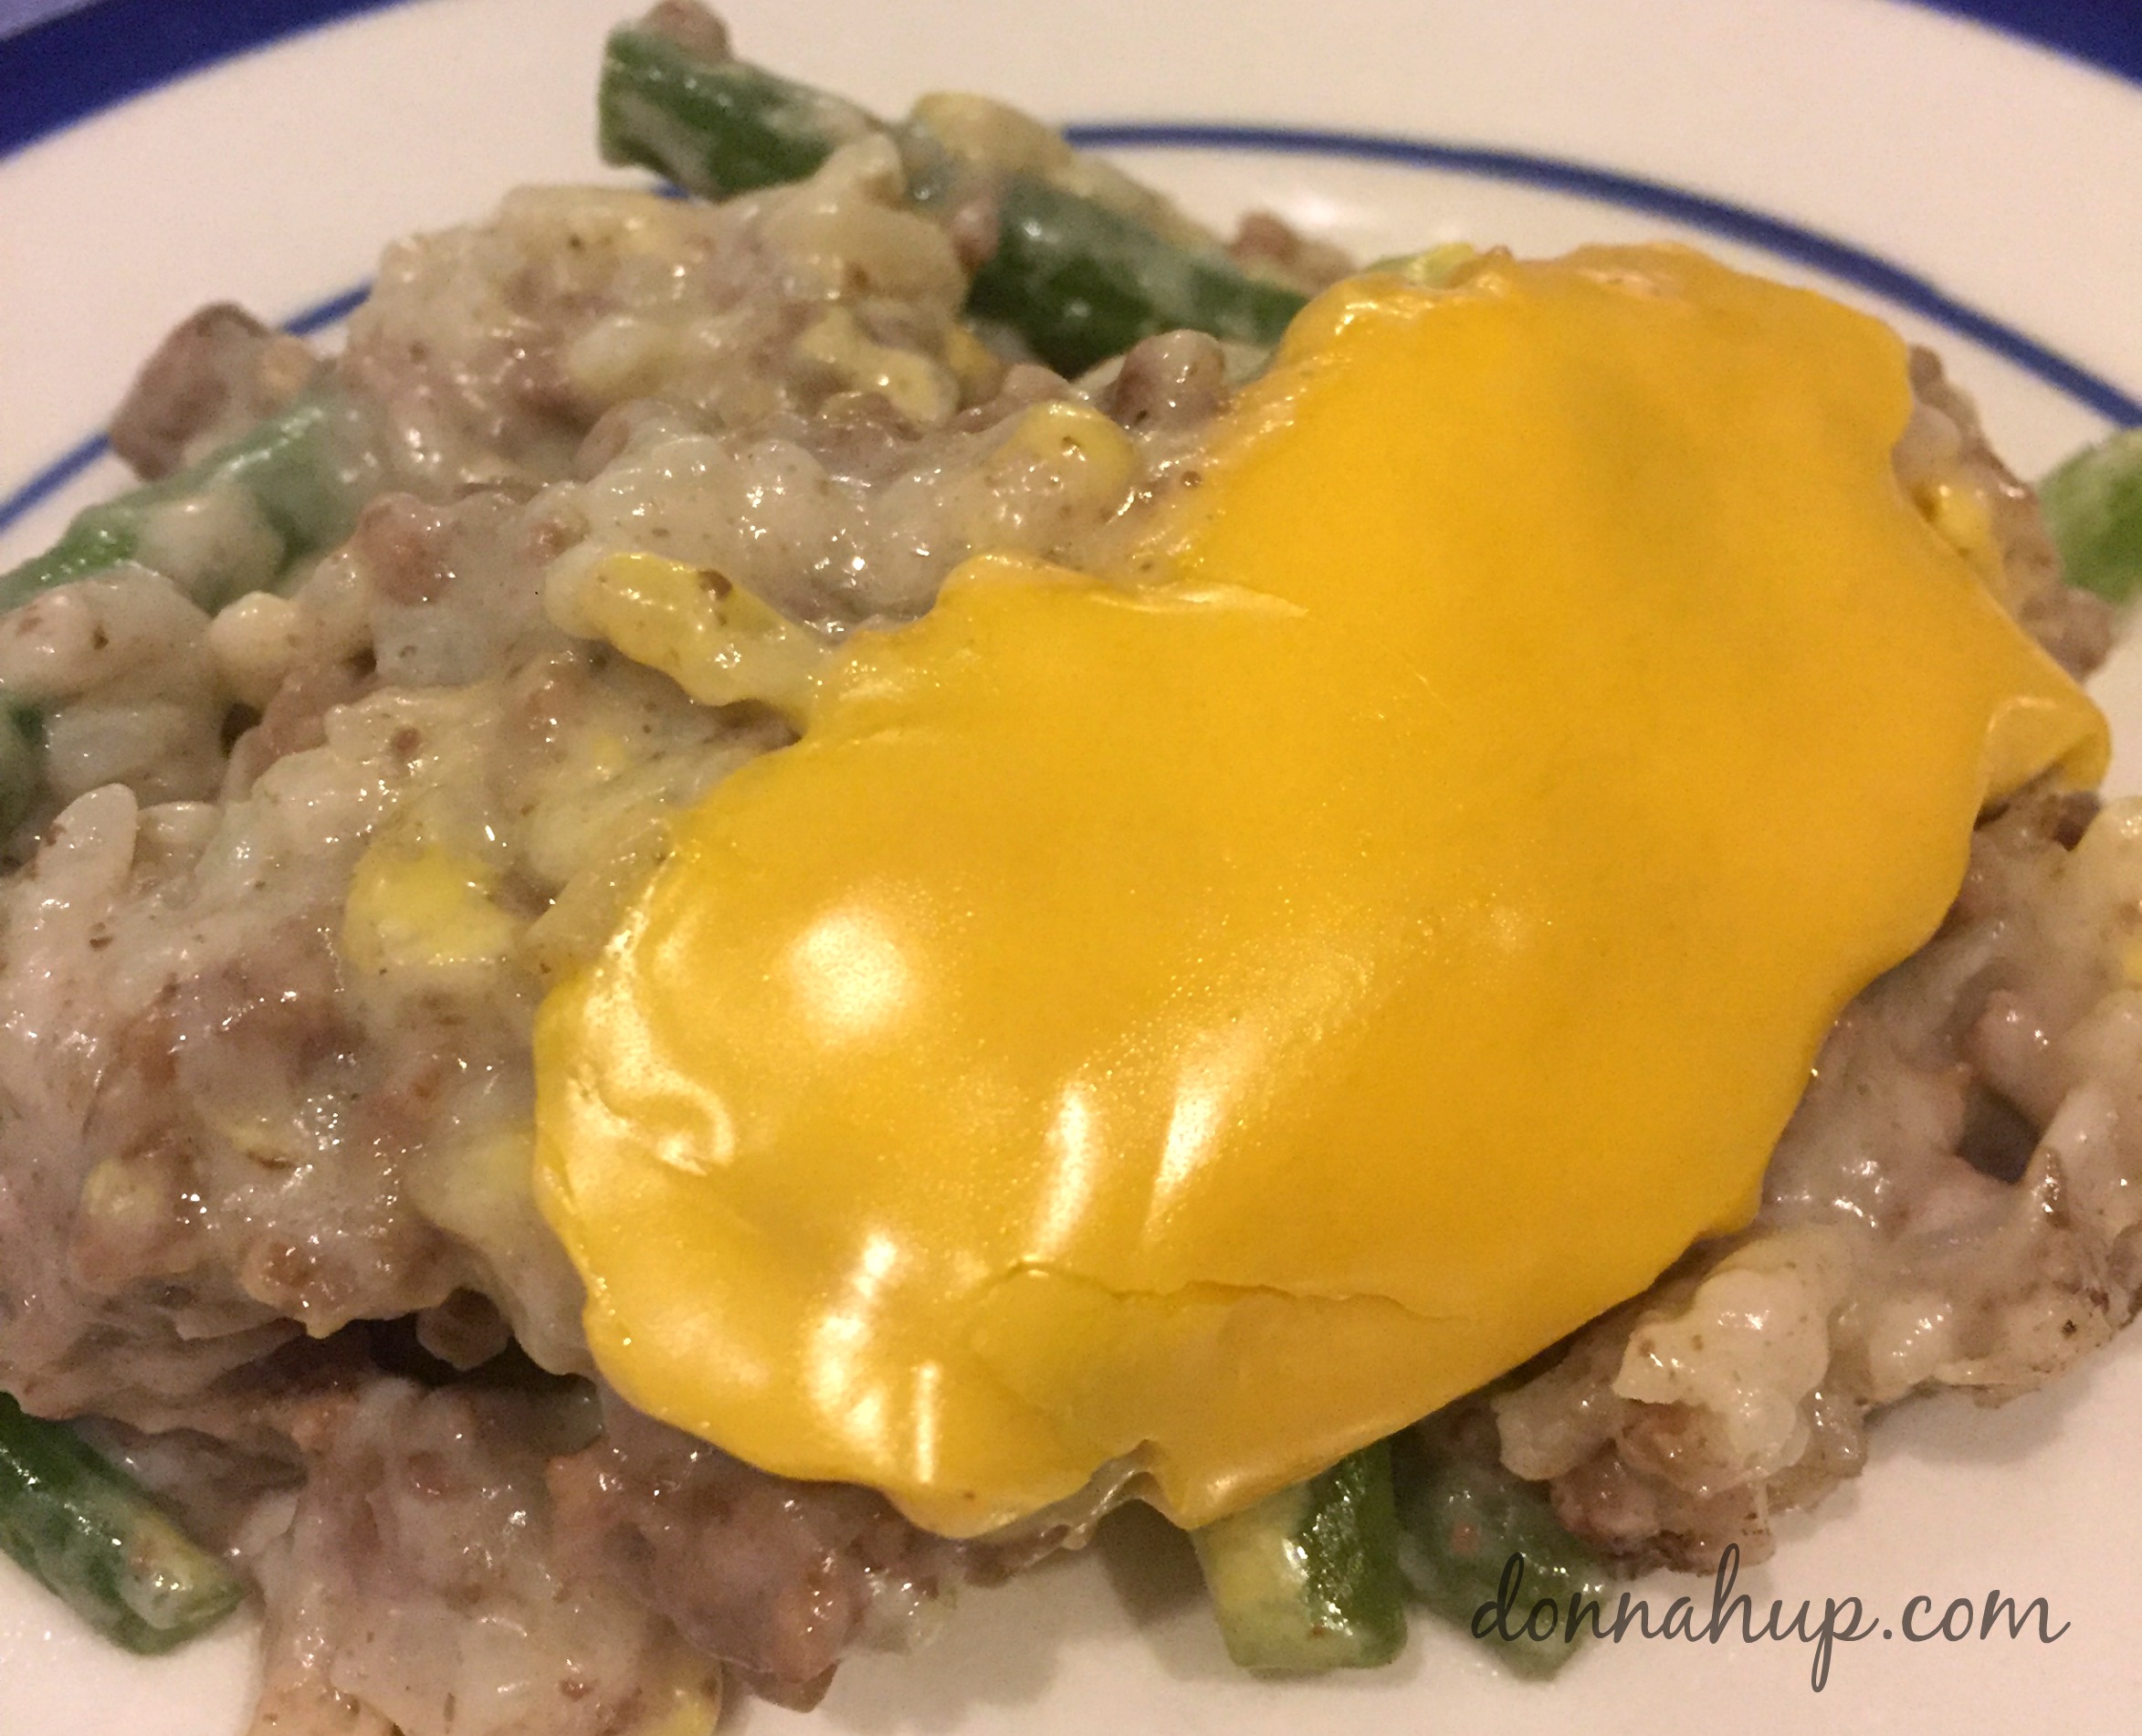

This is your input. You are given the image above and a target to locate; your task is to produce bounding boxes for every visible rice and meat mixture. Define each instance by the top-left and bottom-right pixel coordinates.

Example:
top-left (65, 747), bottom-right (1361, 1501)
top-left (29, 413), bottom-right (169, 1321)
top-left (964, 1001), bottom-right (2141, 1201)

top-left (0, 78), bottom-right (2134, 1736)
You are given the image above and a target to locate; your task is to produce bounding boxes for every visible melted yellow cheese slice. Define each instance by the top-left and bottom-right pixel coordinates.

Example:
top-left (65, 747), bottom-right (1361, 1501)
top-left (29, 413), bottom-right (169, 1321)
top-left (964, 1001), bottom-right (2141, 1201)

top-left (534, 247), bottom-right (2105, 1536)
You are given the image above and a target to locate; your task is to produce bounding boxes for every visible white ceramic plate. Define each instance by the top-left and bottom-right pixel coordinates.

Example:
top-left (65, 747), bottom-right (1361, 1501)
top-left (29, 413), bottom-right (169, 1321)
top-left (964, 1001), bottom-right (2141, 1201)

top-left (4, 2), bottom-right (2140, 1731)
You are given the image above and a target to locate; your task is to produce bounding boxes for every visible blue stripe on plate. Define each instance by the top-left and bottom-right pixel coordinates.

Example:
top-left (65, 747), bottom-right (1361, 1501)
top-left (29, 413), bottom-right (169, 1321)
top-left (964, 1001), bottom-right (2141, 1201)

top-left (1069, 123), bottom-right (2142, 427)
top-left (0, 430), bottom-right (108, 533)
top-left (288, 282), bottom-right (373, 336)
top-left (1912, 0), bottom-right (2142, 86)
top-left (0, 0), bottom-right (409, 157)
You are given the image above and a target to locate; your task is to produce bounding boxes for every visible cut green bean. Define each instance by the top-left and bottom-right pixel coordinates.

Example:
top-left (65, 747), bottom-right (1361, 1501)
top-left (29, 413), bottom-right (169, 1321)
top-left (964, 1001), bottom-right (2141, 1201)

top-left (2041, 426), bottom-right (2142, 604)
top-left (0, 709), bottom-right (40, 842)
top-left (0, 1394), bottom-right (245, 1654)
top-left (596, 16), bottom-right (1310, 375)
top-left (1191, 1441), bottom-right (1407, 1672)
top-left (598, 25), bottom-right (874, 199)
top-left (0, 384), bottom-right (379, 616)
top-left (966, 174), bottom-right (1306, 376)
top-left (0, 386), bottom-right (379, 834)
top-left (1393, 1434), bottom-right (1608, 1677)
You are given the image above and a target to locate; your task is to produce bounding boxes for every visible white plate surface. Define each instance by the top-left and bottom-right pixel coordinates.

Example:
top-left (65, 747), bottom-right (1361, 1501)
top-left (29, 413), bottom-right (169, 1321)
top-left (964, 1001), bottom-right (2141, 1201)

top-left (2, 2), bottom-right (2140, 1732)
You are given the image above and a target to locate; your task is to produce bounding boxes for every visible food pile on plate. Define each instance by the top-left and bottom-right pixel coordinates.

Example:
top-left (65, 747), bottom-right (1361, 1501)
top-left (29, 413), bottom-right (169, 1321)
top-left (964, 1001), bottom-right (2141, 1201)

top-left (2, 5), bottom-right (2139, 1730)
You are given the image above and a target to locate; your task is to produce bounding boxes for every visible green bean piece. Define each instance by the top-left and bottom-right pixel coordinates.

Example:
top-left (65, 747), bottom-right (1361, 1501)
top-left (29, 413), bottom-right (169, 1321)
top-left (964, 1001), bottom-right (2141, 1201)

top-left (0, 702), bottom-right (40, 839)
top-left (0, 385), bottom-right (377, 616)
top-left (1, 519), bottom-right (137, 602)
top-left (965, 174), bottom-right (1307, 376)
top-left (0, 1394), bottom-right (245, 1655)
top-left (1392, 1434), bottom-right (1608, 1677)
top-left (598, 24), bottom-right (875, 199)
top-left (0, 707), bottom-right (44, 842)
top-left (1191, 1440), bottom-right (1407, 1672)
top-left (596, 20), bottom-right (1309, 376)
top-left (2041, 426), bottom-right (2142, 604)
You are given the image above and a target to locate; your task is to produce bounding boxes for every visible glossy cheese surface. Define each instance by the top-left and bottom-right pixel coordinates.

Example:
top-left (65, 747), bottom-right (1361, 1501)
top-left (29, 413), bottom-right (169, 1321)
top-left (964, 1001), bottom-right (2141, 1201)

top-left (534, 247), bottom-right (2106, 1536)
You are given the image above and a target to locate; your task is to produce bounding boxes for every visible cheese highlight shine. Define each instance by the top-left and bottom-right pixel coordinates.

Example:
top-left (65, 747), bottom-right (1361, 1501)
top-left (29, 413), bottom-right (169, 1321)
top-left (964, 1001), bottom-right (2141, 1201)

top-left (534, 247), bottom-right (2106, 1536)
